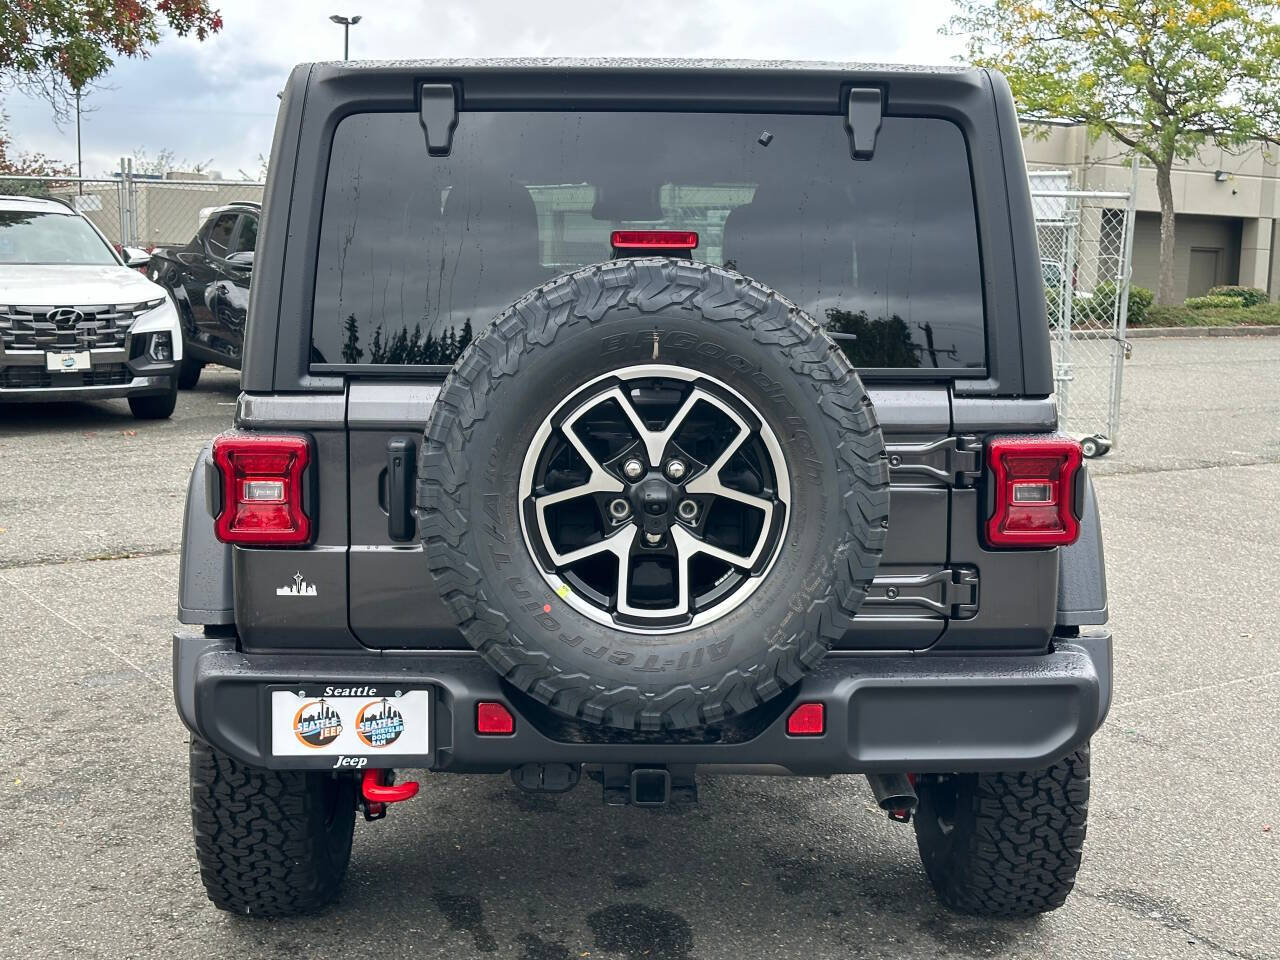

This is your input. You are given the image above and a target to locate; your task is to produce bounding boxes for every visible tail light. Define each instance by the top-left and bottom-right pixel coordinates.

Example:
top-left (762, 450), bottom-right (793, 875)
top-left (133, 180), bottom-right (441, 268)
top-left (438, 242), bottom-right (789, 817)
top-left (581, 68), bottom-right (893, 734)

top-left (211, 433), bottom-right (312, 545)
top-left (985, 436), bottom-right (1082, 548)
top-left (611, 230), bottom-right (699, 251)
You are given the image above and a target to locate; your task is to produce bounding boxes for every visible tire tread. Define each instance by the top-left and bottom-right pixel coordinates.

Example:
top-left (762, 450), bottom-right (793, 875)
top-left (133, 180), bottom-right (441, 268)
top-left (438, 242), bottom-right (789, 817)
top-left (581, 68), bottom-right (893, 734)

top-left (914, 747), bottom-right (1090, 917)
top-left (189, 739), bottom-right (354, 917)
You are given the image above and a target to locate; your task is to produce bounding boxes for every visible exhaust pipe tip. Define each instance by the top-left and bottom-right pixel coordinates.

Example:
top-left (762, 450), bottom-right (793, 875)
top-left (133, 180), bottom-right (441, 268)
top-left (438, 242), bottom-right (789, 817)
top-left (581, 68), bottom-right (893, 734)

top-left (866, 772), bottom-right (918, 818)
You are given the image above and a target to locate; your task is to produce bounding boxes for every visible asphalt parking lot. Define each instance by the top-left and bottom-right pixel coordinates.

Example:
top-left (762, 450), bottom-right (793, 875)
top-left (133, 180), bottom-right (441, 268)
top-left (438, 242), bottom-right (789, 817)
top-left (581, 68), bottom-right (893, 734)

top-left (1, 337), bottom-right (1277, 960)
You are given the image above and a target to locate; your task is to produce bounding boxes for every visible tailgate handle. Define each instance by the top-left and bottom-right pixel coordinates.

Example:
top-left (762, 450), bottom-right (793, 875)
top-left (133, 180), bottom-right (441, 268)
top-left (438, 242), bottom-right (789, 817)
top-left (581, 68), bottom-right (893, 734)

top-left (386, 437), bottom-right (416, 542)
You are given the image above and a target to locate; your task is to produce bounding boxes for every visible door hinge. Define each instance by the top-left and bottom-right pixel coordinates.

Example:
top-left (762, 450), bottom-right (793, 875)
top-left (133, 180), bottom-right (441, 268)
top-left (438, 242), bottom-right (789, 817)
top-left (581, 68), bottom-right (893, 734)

top-left (864, 566), bottom-right (979, 619)
top-left (419, 83), bottom-right (459, 157)
top-left (886, 435), bottom-right (982, 487)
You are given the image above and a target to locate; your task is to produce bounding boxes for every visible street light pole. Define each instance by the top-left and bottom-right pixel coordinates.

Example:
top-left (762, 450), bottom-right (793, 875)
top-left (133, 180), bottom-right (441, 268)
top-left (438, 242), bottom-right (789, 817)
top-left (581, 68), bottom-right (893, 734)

top-left (329, 14), bottom-right (362, 60)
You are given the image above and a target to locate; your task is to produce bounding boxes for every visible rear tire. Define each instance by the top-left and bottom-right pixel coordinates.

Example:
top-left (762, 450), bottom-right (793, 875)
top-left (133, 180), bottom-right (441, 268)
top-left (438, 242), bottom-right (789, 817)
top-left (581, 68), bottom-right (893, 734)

top-left (128, 380), bottom-right (178, 419)
top-left (913, 746), bottom-right (1090, 917)
top-left (177, 356), bottom-right (203, 390)
top-left (189, 739), bottom-right (357, 917)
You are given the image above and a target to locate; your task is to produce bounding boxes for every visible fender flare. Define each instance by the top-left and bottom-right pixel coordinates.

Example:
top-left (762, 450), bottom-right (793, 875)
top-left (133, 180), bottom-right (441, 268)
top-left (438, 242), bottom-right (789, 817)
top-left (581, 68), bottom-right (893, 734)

top-left (178, 444), bottom-right (234, 625)
top-left (1057, 470), bottom-right (1108, 626)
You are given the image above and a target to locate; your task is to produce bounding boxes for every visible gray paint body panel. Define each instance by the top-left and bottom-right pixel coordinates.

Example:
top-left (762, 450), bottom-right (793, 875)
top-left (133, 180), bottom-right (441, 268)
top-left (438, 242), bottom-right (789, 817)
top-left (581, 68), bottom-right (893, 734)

top-left (866, 385), bottom-right (950, 433)
top-left (952, 394), bottom-right (1057, 432)
top-left (179, 382), bottom-right (1089, 659)
top-left (348, 381), bottom-right (441, 429)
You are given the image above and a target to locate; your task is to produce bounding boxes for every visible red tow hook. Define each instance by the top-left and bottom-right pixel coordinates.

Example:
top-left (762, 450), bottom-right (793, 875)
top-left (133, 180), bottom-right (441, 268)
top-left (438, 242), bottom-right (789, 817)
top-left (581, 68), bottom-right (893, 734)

top-left (360, 768), bottom-right (419, 821)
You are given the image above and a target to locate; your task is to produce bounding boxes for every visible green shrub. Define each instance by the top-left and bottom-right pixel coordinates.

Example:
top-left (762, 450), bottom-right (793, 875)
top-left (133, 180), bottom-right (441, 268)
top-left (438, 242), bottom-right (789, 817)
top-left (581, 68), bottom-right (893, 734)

top-left (1043, 281), bottom-right (1153, 327)
top-left (1141, 302), bottom-right (1280, 327)
top-left (1185, 295), bottom-right (1244, 310)
top-left (1125, 285), bottom-right (1154, 325)
top-left (1071, 281), bottom-right (1154, 328)
top-left (1207, 285), bottom-right (1268, 307)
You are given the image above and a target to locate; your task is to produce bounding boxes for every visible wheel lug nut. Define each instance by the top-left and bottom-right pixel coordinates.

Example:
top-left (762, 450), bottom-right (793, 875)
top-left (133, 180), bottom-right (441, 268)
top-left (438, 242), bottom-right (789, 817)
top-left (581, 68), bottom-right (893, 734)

top-left (623, 458), bottom-right (644, 480)
top-left (664, 459), bottom-right (687, 481)
top-left (644, 531), bottom-right (662, 545)
top-left (677, 499), bottom-right (698, 520)
top-left (608, 498), bottom-right (631, 520)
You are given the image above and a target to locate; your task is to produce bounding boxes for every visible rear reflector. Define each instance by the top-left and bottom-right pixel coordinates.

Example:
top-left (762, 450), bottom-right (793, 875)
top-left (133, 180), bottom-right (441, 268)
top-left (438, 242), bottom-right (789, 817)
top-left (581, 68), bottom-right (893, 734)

top-left (476, 701), bottom-right (515, 735)
top-left (610, 230), bottom-right (699, 250)
top-left (786, 702), bottom-right (825, 736)
top-left (211, 433), bottom-right (312, 546)
top-left (985, 436), bottom-right (1082, 547)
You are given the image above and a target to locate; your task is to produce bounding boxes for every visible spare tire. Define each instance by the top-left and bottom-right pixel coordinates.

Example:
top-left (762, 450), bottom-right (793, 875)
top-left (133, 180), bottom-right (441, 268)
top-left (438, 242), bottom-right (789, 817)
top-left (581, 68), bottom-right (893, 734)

top-left (419, 259), bottom-right (889, 730)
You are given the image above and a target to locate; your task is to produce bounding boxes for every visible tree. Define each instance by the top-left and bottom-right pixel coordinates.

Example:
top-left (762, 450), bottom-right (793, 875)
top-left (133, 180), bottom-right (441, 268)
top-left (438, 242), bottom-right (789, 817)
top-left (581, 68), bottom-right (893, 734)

top-left (824, 308), bottom-right (922, 368)
top-left (236, 152), bottom-right (269, 181)
top-left (0, 1), bottom-right (222, 119)
top-left (128, 147), bottom-right (213, 177)
top-left (951, 0), bottom-right (1280, 304)
top-left (340, 314), bottom-right (362, 363)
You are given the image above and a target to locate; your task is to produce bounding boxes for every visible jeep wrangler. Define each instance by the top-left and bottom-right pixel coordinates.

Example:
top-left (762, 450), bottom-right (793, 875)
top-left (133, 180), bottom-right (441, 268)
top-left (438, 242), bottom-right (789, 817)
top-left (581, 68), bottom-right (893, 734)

top-left (174, 59), bottom-right (1111, 919)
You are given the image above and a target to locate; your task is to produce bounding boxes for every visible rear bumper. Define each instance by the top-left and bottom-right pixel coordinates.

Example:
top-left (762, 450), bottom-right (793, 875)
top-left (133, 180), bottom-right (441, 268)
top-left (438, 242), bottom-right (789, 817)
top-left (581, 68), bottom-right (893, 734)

top-left (173, 630), bottom-right (1111, 775)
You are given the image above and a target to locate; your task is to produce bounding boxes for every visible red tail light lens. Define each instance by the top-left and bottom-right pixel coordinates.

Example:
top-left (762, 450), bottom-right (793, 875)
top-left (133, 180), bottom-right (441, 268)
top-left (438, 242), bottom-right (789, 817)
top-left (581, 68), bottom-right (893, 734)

top-left (610, 230), bottom-right (699, 250)
top-left (211, 433), bottom-right (312, 545)
top-left (985, 437), bottom-right (1082, 547)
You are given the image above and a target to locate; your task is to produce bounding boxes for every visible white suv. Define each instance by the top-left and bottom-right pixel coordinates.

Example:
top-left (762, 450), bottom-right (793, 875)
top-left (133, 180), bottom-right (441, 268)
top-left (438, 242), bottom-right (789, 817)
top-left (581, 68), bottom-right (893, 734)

top-left (0, 194), bottom-right (182, 419)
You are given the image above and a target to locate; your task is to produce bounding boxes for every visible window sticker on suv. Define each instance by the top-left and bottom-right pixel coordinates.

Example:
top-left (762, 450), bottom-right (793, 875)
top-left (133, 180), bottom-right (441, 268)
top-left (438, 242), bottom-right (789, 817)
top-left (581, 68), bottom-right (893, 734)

top-left (313, 110), bottom-right (985, 371)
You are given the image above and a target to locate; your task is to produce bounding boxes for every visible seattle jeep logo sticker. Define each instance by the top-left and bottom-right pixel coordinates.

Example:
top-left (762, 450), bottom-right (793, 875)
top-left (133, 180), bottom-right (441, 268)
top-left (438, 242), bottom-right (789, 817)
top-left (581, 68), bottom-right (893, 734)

top-left (356, 698), bottom-right (406, 748)
top-left (292, 699), bottom-right (342, 747)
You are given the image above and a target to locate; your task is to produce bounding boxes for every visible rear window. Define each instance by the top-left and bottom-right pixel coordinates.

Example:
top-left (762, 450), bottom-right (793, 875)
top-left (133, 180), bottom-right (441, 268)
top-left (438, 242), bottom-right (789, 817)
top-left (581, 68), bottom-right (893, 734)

top-left (312, 110), bottom-right (985, 371)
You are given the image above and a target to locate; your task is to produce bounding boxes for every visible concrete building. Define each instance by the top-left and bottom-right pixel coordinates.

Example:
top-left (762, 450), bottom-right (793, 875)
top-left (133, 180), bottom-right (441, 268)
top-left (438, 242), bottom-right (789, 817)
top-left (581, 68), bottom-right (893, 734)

top-left (1023, 124), bottom-right (1280, 301)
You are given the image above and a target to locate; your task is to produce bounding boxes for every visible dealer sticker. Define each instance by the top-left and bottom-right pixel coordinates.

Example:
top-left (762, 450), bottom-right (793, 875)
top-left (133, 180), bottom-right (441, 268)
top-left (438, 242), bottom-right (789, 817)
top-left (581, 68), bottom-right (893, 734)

top-left (270, 689), bottom-right (429, 757)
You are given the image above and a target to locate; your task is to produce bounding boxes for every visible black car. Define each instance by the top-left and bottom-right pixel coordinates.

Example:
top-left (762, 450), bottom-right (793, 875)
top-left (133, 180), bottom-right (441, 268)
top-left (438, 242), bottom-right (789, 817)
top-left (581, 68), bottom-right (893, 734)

top-left (175, 60), bottom-right (1110, 921)
top-left (148, 201), bottom-right (257, 388)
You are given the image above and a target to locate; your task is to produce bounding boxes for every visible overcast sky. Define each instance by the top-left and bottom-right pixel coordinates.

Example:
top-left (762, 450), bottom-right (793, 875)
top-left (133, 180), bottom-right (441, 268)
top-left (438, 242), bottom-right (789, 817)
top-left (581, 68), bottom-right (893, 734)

top-left (3, 0), bottom-right (965, 180)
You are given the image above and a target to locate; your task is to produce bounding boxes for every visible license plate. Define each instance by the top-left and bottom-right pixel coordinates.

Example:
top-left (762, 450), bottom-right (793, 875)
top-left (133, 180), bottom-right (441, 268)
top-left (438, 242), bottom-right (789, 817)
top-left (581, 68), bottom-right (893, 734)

top-left (46, 351), bottom-right (91, 372)
top-left (270, 689), bottom-right (430, 757)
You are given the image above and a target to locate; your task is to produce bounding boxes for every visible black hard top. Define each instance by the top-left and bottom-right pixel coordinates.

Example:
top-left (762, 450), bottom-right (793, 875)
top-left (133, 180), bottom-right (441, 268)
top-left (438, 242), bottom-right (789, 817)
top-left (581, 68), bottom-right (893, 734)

top-left (241, 57), bottom-right (1051, 397)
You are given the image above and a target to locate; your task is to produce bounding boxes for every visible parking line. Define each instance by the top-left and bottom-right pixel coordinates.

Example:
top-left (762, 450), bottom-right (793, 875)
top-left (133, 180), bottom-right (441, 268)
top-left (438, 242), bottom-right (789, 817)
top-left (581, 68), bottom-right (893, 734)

top-left (0, 572), bottom-right (164, 688)
top-left (1110, 669), bottom-right (1280, 711)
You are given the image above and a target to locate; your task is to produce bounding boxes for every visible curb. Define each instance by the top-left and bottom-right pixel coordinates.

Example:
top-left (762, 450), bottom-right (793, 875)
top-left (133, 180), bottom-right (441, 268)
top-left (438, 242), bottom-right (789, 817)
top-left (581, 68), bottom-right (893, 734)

top-left (1126, 325), bottom-right (1280, 339)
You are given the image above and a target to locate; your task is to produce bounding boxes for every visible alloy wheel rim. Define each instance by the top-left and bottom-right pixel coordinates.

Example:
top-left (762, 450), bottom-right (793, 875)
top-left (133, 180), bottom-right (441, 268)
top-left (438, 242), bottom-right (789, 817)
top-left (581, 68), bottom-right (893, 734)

top-left (518, 364), bottom-right (790, 634)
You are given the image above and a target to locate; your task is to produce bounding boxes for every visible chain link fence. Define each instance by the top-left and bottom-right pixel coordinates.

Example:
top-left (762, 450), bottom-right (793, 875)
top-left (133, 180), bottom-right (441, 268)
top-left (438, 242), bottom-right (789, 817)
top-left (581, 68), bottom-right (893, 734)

top-left (1030, 163), bottom-right (1138, 456)
top-left (0, 167), bottom-right (264, 251)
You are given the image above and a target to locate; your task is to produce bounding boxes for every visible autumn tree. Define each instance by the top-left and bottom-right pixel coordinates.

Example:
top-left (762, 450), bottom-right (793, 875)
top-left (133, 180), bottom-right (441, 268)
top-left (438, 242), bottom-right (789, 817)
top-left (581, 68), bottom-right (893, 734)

top-left (951, 0), bottom-right (1280, 304)
top-left (0, 1), bottom-right (222, 118)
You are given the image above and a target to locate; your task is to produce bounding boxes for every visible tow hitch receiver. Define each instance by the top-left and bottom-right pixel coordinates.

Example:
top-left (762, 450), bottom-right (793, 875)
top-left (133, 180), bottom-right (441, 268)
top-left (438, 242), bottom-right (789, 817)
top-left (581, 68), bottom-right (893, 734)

top-left (596, 764), bottom-right (698, 807)
top-left (359, 768), bottom-right (419, 821)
